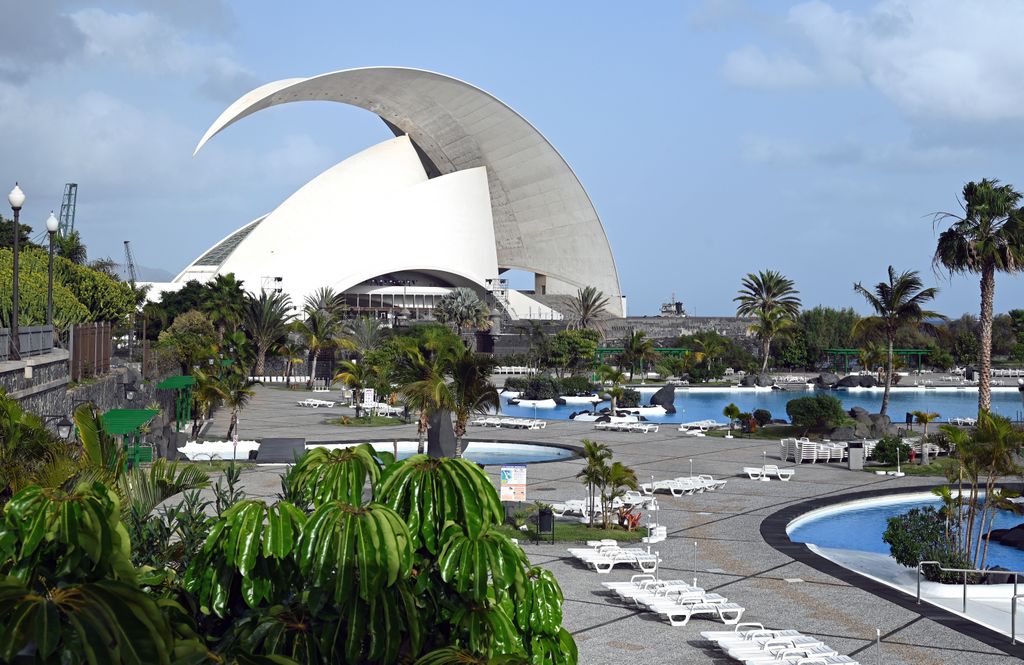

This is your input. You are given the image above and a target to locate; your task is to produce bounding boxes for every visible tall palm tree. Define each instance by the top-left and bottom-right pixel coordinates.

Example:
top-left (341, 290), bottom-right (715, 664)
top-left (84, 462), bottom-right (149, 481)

top-left (276, 338), bottom-right (306, 387)
top-left (202, 273), bottom-right (246, 340)
top-left (575, 439), bottom-right (611, 528)
top-left (304, 286), bottom-right (347, 318)
top-left (445, 349), bottom-right (500, 457)
top-left (853, 266), bottom-right (942, 416)
top-left (338, 316), bottom-right (387, 358)
top-left (621, 329), bottom-right (657, 381)
top-left (567, 286), bottom-right (610, 336)
top-left (196, 370), bottom-right (256, 440)
top-left (292, 308), bottom-right (342, 389)
top-left (433, 287), bottom-right (492, 334)
top-left (243, 290), bottom-right (293, 375)
top-left (933, 179), bottom-right (1024, 412)
top-left (734, 270), bottom-right (801, 373)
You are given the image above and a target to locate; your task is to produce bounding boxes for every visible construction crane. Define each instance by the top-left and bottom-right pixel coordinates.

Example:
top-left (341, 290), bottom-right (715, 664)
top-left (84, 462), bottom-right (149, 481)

top-left (58, 183), bottom-right (77, 237)
top-left (123, 240), bottom-right (137, 286)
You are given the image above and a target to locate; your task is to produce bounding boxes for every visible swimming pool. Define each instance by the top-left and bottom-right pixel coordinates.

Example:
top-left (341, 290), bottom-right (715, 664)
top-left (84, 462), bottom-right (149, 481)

top-left (498, 386), bottom-right (1024, 423)
top-left (788, 493), bottom-right (1024, 570)
top-left (316, 440), bottom-right (576, 465)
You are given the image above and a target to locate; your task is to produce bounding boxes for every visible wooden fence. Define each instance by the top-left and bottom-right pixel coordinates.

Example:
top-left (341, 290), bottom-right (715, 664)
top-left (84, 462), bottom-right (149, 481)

top-left (69, 322), bottom-right (111, 381)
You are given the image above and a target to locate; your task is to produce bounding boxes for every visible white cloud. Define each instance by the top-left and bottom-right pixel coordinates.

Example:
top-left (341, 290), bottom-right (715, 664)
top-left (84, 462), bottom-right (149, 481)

top-left (722, 0), bottom-right (1024, 121)
top-left (740, 134), bottom-right (977, 169)
top-left (722, 46), bottom-right (818, 88)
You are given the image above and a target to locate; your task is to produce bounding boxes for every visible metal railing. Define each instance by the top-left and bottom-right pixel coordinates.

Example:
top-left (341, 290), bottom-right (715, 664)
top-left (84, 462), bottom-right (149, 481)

top-left (917, 560), bottom-right (1024, 643)
top-left (0, 325), bottom-right (54, 361)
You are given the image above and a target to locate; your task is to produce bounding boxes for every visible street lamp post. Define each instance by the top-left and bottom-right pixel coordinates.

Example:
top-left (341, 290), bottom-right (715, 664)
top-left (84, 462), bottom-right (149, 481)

top-left (7, 184), bottom-right (25, 359)
top-left (45, 212), bottom-right (58, 328)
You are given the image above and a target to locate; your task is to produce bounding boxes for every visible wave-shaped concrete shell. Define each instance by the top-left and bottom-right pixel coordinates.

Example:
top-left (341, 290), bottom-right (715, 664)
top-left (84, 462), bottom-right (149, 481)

top-left (194, 67), bottom-right (624, 316)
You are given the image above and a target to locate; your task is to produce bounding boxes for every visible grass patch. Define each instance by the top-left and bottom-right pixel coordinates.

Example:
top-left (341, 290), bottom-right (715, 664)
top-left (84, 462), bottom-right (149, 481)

top-left (496, 519), bottom-right (645, 544)
top-left (866, 456), bottom-right (958, 477)
top-left (327, 415), bottom-right (409, 427)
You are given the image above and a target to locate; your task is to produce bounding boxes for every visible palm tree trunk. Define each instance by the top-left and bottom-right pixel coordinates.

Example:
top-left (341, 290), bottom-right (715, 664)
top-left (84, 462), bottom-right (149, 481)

top-left (417, 410), bottom-right (428, 454)
top-left (455, 420), bottom-right (465, 458)
top-left (881, 336), bottom-right (894, 416)
top-left (978, 262), bottom-right (995, 414)
top-left (760, 337), bottom-right (770, 373)
top-left (254, 348), bottom-right (266, 376)
top-left (308, 351), bottom-right (318, 390)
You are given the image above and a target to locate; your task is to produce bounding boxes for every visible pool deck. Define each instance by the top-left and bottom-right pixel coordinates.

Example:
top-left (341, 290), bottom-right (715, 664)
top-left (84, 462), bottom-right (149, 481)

top-left (207, 386), bottom-right (1022, 664)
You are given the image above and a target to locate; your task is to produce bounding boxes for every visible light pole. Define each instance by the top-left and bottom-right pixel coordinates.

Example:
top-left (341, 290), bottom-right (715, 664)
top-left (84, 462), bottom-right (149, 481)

top-left (45, 211), bottom-right (58, 328)
top-left (7, 184), bottom-right (25, 359)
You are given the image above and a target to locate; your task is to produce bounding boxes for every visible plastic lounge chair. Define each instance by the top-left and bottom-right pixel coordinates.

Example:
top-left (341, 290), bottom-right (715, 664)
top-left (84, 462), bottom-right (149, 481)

top-left (742, 467), bottom-right (765, 480)
top-left (697, 474), bottom-right (727, 490)
top-left (700, 623), bottom-right (799, 643)
top-left (656, 601), bottom-right (745, 626)
top-left (763, 464), bottom-right (794, 481)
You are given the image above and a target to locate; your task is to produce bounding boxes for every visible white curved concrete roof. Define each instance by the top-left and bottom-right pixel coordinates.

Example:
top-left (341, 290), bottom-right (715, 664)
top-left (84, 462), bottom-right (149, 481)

top-left (194, 67), bottom-right (624, 316)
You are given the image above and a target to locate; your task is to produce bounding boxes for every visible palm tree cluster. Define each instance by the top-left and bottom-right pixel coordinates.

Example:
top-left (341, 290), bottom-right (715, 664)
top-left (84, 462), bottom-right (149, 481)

top-left (575, 439), bottom-right (638, 530)
top-left (734, 270), bottom-right (802, 373)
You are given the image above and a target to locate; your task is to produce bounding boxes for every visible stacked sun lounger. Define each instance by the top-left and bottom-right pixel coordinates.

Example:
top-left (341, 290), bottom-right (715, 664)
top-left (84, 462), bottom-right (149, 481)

top-left (566, 543), bottom-right (660, 574)
top-left (593, 421), bottom-right (659, 433)
top-left (702, 623), bottom-right (860, 664)
top-left (599, 574), bottom-right (745, 626)
top-left (949, 416), bottom-right (977, 426)
top-left (640, 475), bottom-right (727, 497)
top-left (678, 420), bottom-right (725, 434)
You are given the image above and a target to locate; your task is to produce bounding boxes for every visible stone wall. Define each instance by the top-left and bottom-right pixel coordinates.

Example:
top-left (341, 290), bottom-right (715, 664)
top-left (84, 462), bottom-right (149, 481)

top-left (604, 316), bottom-right (754, 345)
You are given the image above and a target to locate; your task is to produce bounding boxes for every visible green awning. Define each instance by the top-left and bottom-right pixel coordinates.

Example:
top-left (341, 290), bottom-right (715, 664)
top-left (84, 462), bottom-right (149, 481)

top-left (156, 375), bottom-right (196, 390)
top-left (101, 409), bottom-right (159, 436)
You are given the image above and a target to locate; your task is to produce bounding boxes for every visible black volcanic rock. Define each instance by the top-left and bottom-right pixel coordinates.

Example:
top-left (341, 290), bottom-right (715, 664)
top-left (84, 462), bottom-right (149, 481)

top-left (649, 384), bottom-right (677, 413)
top-left (427, 409), bottom-right (456, 458)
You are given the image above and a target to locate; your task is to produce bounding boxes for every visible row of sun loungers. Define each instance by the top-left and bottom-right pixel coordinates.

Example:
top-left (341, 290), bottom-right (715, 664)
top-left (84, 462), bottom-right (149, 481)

top-left (702, 623), bottom-right (860, 664)
top-left (641, 475), bottom-right (727, 497)
top-left (678, 420), bottom-right (726, 434)
top-left (742, 464), bottom-right (794, 481)
top-left (566, 543), bottom-right (660, 574)
top-left (551, 490), bottom-right (657, 519)
top-left (471, 417), bottom-right (546, 429)
top-left (296, 398), bottom-right (336, 408)
top-left (593, 421), bottom-right (659, 433)
top-left (600, 574), bottom-right (745, 626)
top-left (948, 416), bottom-right (977, 426)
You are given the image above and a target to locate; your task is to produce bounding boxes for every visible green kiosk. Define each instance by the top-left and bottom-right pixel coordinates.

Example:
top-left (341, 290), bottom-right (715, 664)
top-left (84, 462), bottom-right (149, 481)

top-left (101, 408), bottom-right (160, 467)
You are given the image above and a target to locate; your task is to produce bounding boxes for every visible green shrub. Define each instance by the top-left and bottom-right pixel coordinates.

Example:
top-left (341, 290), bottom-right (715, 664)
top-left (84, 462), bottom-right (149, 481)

top-left (874, 435), bottom-right (911, 466)
top-left (618, 388), bottom-right (641, 408)
top-left (559, 376), bottom-right (595, 395)
top-left (503, 377), bottom-right (529, 392)
top-left (786, 394), bottom-right (847, 430)
top-left (883, 506), bottom-right (970, 582)
top-left (524, 376), bottom-right (560, 400)
top-left (753, 409), bottom-right (772, 427)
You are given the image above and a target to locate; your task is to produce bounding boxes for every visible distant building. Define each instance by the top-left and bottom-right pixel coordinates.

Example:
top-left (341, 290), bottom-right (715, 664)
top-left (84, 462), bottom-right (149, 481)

top-left (146, 67), bottom-right (625, 322)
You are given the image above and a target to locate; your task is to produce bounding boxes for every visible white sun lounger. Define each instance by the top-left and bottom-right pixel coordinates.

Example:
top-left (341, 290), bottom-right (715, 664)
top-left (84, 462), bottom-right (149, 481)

top-left (701, 623), bottom-right (801, 643)
top-left (655, 601), bottom-right (745, 626)
top-left (762, 464), bottom-right (794, 481)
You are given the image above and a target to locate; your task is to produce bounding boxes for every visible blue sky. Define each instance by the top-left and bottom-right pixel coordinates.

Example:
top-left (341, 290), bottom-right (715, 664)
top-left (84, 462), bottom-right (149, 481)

top-left (3, 0), bottom-right (1024, 317)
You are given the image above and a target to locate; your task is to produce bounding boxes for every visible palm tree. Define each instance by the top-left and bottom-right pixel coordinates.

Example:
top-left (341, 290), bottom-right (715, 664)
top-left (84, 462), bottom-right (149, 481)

top-left (304, 286), bottom-right (347, 317)
top-left (575, 439), bottom-right (611, 528)
top-left (433, 287), bottom-right (492, 334)
top-left (202, 273), bottom-right (246, 340)
top-left (933, 179), bottom-right (1024, 412)
top-left (911, 410), bottom-right (941, 464)
top-left (338, 316), bottom-right (387, 358)
top-left (858, 341), bottom-right (888, 380)
top-left (446, 349), bottom-right (500, 457)
top-left (567, 286), bottom-right (610, 336)
top-left (621, 329), bottom-right (657, 381)
top-left (394, 338), bottom-right (455, 454)
top-left (334, 359), bottom-right (380, 420)
top-left (596, 364), bottom-right (627, 412)
top-left (734, 270), bottom-right (801, 373)
top-left (293, 308), bottom-right (342, 389)
top-left (723, 403), bottom-right (741, 436)
top-left (853, 267), bottom-right (942, 417)
top-left (243, 290), bottom-right (293, 375)
top-left (277, 338), bottom-right (306, 388)
top-left (692, 332), bottom-right (726, 370)
top-left (196, 370), bottom-right (256, 441)
top-left (599, 462), bottom-right (638, 529)
top-left (55, 229), bottom-right (87, 264)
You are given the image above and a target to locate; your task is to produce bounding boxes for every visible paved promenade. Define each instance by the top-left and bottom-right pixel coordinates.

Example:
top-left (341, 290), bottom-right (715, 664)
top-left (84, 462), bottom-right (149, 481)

top-left (209, 387), bottom-right (1020, 664)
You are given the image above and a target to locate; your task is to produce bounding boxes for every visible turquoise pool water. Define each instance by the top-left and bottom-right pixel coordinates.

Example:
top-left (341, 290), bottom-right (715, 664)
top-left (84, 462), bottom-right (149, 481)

top-left (788, 495), bottom-right (1024, 570)
top-left (313, 441), bottom-right (576, 465)
top-left (499, 387), bottom-right (1024, 424)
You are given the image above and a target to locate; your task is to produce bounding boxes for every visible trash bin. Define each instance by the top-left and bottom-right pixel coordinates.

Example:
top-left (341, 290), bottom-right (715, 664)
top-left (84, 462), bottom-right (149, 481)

top-left (847, 441), bottom-right (864, 471)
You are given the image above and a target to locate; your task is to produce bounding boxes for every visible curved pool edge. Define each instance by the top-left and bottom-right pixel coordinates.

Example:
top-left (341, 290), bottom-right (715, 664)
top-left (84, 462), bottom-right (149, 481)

top-left (301, 437), bottom-right (583, 466)
top-left (760, 483), bottom-right (1024, 659)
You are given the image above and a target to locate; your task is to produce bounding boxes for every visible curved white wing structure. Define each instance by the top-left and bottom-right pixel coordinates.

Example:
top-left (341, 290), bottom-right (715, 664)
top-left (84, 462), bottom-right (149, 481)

top-left (193, 67), bottom-right (624, 316)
